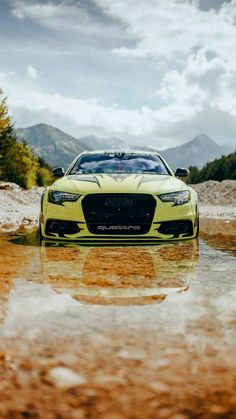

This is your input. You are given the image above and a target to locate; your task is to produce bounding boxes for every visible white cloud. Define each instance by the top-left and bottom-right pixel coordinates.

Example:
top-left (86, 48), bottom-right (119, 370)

top-left (157, 51), bottom-right (236, 116)
top-left (11, 0), bottom-right (128, 39)
top-left (1, 60), bottom-right (236, 148)
top-left (3, 1), bottom-right (236, 148)
top-left (0, 71), bottom-right (16, 85)
top-left (12, 1), bottom-right (56, 19)
top-left (96, 0), bottom-right (236, 62)
top-left (0, 71), bottom-right (180, 145)
top-left (11, 0), bottom-right (236, 63)
top-left (8, 89), bottom-right (159, 137)
top-left (12, 0), bottom-right (89, 30)
top-left (27, 64), bottom-right (38, 79)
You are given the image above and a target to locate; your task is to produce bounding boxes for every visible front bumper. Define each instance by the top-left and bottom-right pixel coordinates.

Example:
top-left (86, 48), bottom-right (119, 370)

top-left (40, 193), bottom-right (198, 241)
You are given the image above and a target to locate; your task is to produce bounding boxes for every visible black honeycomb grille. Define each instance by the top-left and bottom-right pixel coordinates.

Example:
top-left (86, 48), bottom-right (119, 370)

top-left (82, 193), bottom-right (156, 235)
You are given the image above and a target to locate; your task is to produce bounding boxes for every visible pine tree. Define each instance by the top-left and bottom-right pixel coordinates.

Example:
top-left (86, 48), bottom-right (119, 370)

top-left (0, 89), bottom-right (10, 134)
top-left (0, 88), bottom-right (42, 188)
top-left (5, 141), bottom-right (39, 188)
top-left (188, 151), bottom-right (236, 183)
top-left (187, 166), bottom-right (200, 183)
top-left (0, 89), bottom-right (17, 180)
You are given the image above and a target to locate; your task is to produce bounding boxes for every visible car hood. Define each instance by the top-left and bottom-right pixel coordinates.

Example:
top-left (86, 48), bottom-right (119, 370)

top-left (51, 173), bottom-right (187, 194)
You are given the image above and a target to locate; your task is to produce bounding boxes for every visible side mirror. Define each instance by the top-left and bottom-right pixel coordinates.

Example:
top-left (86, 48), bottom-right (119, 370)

top-left (174, 167), bottom-right (189, 177)
top-left (51, 167), bottom-right (65, 178)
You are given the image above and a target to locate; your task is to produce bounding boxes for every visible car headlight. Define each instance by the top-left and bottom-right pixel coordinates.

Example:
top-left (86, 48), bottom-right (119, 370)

top-left (48, 190), bottom-right (81, 205)
top-left (158, 190), bottom-right (190, 205)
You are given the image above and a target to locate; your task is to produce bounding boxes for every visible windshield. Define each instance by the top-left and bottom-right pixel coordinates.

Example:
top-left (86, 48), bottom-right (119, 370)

top-left (69, 153), bottom-right (170, 175)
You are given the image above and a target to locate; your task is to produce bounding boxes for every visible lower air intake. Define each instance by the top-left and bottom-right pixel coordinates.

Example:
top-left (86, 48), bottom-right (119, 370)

top-left (157, 220), bottom-right (193, 237)
top-left (45, 219), bottom-right (80, 237)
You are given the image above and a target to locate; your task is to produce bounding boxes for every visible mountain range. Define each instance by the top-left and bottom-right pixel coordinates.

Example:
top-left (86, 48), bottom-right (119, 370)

top-left (16, 124), bottom-right (89, 168)
top-left (16, 123), bottom-right (233, 170)
top-left (160, 135), bottom-right (227, 169)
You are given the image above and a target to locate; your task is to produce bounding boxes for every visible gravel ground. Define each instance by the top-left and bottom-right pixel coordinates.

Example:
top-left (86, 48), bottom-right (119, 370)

top-left (191, 180), bottom-right (236, 205)
top-left (0, 182), bottom-right (43, 231)
top-left (0, 180), bottom-right (235, 232)
top-left (191, 180), bottom-right (236, 219)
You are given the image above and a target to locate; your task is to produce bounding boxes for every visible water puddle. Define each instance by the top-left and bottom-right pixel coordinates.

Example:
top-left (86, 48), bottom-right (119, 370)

top-left (0, 219), bottom-right (234, 315)
top-left (0, 230), bottom-right (198, 309)
top-left (0, 219), bottom-right (234, 335)
top-left (200, 218), bottom-right (236, 256)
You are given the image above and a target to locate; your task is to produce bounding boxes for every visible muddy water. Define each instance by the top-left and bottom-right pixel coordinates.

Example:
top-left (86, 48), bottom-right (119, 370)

top-left (0, 219), bottom-right (236, 418)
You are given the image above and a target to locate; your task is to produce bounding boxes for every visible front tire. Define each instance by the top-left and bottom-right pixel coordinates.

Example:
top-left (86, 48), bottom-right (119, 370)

top-left (39, 213), bottom-right (43, 239)
top-left (195, 214), bottom-right (199, 238)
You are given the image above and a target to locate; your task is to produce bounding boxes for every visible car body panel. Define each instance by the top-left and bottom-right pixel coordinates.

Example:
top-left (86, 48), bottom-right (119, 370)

top-left (51, 174), bottom-right (185, 195)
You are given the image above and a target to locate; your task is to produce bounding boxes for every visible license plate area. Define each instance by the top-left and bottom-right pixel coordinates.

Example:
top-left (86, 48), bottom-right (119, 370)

top-left (87, 224), bottom-right (150, 235)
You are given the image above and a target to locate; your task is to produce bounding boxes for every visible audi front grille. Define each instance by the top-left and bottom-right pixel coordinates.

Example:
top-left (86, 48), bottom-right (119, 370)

top-left (82, 193), bottom-right (156, 235)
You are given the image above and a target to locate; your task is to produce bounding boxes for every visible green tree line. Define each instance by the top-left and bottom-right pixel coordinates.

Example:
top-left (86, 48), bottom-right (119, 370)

top-left (0, 89), bottom-right (52, 188)
top-left (187, 151), bottom-right (236, 183)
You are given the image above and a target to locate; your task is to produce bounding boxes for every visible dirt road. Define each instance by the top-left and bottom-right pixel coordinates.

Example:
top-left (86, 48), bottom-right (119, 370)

top-left (0, 219), bottom-right (235, 418)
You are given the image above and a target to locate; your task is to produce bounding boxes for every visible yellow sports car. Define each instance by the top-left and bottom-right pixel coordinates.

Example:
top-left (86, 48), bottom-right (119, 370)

top-left (40, 151), bottom-right (199, 242)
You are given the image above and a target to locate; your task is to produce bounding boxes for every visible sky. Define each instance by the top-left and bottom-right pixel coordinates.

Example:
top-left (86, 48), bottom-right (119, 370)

top-left (0, 0), bottom-right (236, 148)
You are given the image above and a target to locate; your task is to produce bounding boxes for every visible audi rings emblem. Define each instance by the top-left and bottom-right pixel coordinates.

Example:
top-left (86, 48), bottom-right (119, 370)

top-left (105, 197), bottom-right (133, 208)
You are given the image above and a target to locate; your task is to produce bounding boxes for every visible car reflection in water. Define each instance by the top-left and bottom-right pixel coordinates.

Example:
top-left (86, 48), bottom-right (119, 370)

top-left (40, 239), bottom-right (199, 306)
